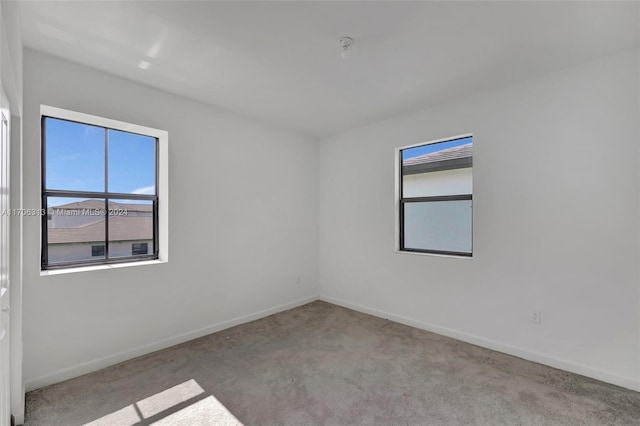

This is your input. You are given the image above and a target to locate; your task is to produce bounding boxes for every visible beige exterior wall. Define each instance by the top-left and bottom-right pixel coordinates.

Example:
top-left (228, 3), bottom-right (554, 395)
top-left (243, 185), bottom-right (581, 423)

top-left (48, 240), bottom-right (152, 264)
top-left (402, 167), bottom-right (472, 197)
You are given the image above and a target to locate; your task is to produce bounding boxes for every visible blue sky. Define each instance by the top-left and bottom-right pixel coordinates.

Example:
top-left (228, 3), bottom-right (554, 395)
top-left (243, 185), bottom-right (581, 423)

top-left (402, 136), bottom-right (472, 160)
top-left (45, 118), bottom-right (156, 206)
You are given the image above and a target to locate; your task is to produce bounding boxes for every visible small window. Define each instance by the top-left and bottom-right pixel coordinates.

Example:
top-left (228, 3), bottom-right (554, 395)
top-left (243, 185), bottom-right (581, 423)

top-left (132, 243), bottom-right (148, 255)
top-left (91, 245), bottom-right (105, 257)
top-left (41, 107), bottom-right (164, 270)
top-left (398, 135), bottom-right (473, 256)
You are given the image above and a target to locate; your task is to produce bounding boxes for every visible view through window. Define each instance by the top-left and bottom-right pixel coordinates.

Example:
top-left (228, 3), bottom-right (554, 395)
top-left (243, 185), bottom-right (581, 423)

top-left (399, 135), bottom-right (473, 256)
top-left (42, 116), bottom-right (158, 269)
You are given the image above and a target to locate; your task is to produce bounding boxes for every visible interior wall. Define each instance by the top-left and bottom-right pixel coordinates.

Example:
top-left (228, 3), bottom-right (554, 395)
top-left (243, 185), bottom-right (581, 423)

top-left (318, 49), bottom-right (640, 390)
top-left (22, 50), bottom-right (319, 390)
top-left (1, 0), bottom-right (25, 422)
top-left (0, 0), bottom-right (22, 111)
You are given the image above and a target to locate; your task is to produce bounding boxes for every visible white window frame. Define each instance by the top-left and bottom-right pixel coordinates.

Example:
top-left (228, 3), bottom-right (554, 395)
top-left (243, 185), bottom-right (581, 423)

top-left (40, 105), bottom-right (168, 275)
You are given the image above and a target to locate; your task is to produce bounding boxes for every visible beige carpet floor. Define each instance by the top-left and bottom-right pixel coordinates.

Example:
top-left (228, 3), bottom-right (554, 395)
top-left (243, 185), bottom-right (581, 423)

top-left (25, 301), bottom-right (640, 425)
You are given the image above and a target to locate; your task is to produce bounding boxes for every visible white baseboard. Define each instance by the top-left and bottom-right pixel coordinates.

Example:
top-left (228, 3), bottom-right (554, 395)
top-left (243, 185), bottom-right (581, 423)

top-left (25, 295), bottom-right (319, 392)
top-left (320, 295), bottom-right (640, 393)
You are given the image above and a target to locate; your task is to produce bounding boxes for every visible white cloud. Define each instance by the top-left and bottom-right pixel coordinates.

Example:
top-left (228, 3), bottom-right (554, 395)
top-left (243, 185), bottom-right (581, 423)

top-left (132, 185), bottom-right (155, 195)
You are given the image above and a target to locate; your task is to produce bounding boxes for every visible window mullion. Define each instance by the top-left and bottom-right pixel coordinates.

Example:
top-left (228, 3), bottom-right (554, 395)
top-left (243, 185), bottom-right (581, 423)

top-left (402, 194), bottom-right (472, 203)
top-left (104, 128), bottom-right (110, 261)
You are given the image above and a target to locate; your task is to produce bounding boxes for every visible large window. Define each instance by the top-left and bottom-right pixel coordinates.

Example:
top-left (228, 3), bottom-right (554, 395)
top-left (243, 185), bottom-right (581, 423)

top-left (41, 107), bottom-right (167, 270)
top-left (398, 135), bottom-right (473, 257)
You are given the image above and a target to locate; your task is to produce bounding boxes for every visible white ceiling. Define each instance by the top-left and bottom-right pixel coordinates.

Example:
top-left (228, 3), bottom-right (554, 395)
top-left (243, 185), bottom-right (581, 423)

top-left (19, 1), bottom-right (640, 139)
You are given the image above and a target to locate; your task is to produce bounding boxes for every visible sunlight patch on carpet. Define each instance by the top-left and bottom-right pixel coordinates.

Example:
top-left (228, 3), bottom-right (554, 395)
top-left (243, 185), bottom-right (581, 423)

top-left (83, 404), bottom-right (140, 426)
top-left (83, 379), bottom-right (241, 425)
top-left (150, 395), bottom-right (243, 425)
top-left (136, 379), bottom-right (204, 418)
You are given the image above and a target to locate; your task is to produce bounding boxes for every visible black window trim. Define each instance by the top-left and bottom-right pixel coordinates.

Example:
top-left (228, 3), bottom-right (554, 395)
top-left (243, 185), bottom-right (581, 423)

top-left (398, 136), bottom-right (473, 257)
top-left (41, 115), bottom-right (160, 270)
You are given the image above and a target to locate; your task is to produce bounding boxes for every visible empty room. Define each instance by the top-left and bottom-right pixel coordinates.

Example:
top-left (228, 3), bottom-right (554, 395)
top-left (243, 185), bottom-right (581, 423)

top-left (1, 0), bottom-right (640, 425)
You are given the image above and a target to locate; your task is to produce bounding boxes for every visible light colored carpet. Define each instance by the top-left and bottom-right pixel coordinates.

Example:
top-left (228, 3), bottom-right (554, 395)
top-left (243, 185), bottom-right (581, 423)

top-left (25, 301), bottom-right (640, 425)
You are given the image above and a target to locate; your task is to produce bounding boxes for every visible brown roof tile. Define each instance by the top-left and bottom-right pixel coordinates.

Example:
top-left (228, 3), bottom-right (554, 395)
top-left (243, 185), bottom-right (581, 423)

top-left (403, 143), bottom-right (472, 166)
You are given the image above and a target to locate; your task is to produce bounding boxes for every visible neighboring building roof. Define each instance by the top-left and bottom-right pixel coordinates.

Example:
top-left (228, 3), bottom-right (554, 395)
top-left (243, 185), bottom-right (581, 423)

top-left (48, 216), bottom-right (152, 244)
top-left (49, 199), bottom-right (152, 212)
top-left (403, 142), bottom-right (472, 175)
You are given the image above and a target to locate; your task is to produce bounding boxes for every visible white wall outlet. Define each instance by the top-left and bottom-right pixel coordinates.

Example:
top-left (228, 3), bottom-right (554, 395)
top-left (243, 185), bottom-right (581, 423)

top-left (531, 310), bottom-right (542, 323)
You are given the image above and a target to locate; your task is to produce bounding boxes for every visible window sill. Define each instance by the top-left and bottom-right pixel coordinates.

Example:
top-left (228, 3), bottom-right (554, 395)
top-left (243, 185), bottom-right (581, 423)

top-left (40, 259), bottom-right (167, 276)
top-left (395, 250), bottom-right (472, 259)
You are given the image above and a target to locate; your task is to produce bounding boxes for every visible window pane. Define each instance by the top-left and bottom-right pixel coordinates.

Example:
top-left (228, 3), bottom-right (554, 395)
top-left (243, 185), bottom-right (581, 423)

top-left (91, 245), bottom-right (105, 257)
top-left (108, 129), bottom-right (156, 194)
top-left (108, 199), bottom-right (153, 258)
top-left (47, 197), bottom-right (106, 264)
top-left (45, 117), bottom-right (105, 192)
top-left (132, 243), bottom-right (148, 255)
top-left (402, 137), bottom-right (472, 198)
top-left (403, 200), bottom-right (472, 254)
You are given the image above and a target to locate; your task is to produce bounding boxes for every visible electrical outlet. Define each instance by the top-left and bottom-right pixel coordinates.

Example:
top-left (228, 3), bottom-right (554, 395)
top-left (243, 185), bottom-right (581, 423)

top-left (531, 310), bottom-right (542, 324)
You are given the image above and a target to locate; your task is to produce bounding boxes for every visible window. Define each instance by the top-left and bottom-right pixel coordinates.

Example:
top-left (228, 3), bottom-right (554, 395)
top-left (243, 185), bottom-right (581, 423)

top-left (41, 106), bottom-right (167, 270)
top-left (398, 135), bottom-right (473, 257)
top-left (131, 243), bottom-right (148, 255)
top-left (91, 245), bottom-right (105, 257)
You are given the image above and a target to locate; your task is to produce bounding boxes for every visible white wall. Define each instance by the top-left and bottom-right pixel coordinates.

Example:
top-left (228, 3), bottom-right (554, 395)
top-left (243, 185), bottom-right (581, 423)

top-left (1, 0), bottom-right (25, 422)
top-left (22, 50), bottom-right (319, 390)
top-left (0, 0), bottom-right (22, 112)
top-left (319, 50), bottom-right (640, 390)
